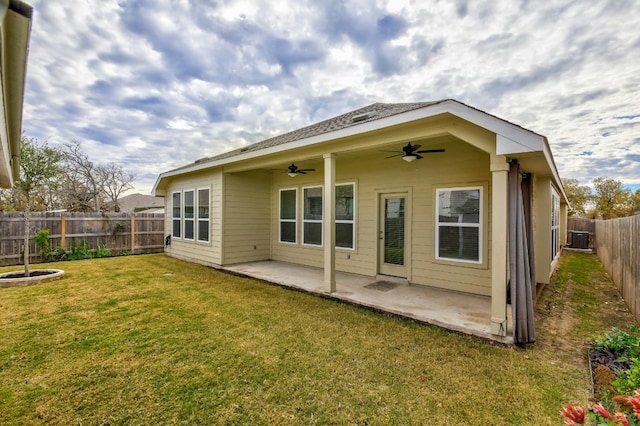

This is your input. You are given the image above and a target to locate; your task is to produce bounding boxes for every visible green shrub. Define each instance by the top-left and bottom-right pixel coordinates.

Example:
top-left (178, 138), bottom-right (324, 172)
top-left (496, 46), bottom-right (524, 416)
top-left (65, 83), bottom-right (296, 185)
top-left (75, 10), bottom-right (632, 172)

top-left (593, 327), bottom-right (640, 356)
top-left (94, 244), bottom-right (111, 258)
top-left (615, 357), bottom-right (640, 396)
top-left (53, 247), bottom-right (68, 261)
top-left (69, 241), bottom-right (93, 260)
top-left (33, 229), bottom-right (51, 259)
top-left (111, 221), bottom-right (125, 237)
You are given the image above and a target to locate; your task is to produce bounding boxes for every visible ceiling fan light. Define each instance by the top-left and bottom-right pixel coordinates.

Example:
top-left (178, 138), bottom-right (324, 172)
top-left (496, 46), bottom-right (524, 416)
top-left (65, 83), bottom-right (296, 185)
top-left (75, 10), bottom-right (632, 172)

top-left (288, 172), bottom-right (298, 177)
top-left (403, 155), bottom-right (418, 162)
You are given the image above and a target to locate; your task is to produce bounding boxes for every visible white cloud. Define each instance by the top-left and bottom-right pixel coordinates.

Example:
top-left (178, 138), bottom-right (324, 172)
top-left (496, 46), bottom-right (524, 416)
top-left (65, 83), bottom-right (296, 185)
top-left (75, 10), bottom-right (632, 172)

top-left (20, 0), bottom-right (640, 194)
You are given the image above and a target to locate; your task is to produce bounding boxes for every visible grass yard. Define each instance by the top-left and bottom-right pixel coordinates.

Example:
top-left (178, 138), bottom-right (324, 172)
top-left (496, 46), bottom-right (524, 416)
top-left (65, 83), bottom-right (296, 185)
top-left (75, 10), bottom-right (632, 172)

top-left (0, 252), bottom-right (635, 424)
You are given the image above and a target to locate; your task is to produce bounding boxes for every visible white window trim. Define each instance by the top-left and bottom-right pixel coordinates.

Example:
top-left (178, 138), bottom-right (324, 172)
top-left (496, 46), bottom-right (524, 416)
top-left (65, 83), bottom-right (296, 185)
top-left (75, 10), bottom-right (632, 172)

top-left (183, 189), bottom-right (195, 241)
top-left (435, 186), bottom-right (483, 265)
top-left (171, 190), bottom-right (182, 240)
top-left (279, 187), bottom-right (298, 244)
top-left (551, 187), bottom-right (560, 261)
top-left (302, 185), bottom-right (324, 247)
top-left (335, 182), bottom-right (356, 251)
top-left (197, 187), bottom-right (210, 243)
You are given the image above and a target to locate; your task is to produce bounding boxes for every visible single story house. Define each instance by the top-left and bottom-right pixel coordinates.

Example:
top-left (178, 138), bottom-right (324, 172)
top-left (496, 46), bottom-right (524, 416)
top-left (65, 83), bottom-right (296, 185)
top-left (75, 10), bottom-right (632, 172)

top-left (153, 99), bottom-right (569, 344)
top-left (0, 0), bottom-right (32, 188)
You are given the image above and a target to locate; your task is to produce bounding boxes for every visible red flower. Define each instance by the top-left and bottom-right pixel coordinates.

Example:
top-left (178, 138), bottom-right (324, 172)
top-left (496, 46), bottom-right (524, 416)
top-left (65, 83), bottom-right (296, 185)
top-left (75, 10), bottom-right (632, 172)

top-left (561, 403), bottom-right (586, 425)
top-left (593, 404), bottom-right (614, 421)
top-left (626, 389), bottom-right (640, 419)
top-left (614, 412), bottom-right (630, 426)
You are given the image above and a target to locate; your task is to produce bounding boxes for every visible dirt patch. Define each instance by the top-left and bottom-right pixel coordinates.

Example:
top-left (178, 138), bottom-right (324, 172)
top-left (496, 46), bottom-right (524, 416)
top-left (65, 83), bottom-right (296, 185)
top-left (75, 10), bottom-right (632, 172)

top-left (534, 253), bottom-right (637, 367)
top-left (535, 279), bottom-right (587, 365)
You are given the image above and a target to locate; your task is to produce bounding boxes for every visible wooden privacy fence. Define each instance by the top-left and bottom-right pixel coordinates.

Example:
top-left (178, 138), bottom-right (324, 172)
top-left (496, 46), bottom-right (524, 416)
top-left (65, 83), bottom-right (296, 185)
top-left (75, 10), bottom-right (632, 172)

top-left (567, 217), bottom-right (596, 249)
top-left (0, 212), bottom-right (166, 266)
top-left (595, 215), bottom-right (640, 322)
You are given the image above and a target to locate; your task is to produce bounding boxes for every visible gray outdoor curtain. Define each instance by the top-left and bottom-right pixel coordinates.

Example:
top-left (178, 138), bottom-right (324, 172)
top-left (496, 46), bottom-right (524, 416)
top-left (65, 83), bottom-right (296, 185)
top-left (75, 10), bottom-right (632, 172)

top-left (509, 160), bottom-right (536, 344)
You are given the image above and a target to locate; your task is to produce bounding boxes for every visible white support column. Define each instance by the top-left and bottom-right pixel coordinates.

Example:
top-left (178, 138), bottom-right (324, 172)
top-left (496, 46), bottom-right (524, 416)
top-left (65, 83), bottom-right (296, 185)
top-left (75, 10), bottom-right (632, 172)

top-left (490, 156), bottom-right (509, 336)
top-left (323, 153), bottom-right (336, 293)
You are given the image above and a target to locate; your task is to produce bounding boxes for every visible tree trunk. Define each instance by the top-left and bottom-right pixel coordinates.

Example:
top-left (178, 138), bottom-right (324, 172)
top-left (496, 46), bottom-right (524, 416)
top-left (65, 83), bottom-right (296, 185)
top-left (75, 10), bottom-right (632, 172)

top-left (24, 208), bottom-right (30, 277)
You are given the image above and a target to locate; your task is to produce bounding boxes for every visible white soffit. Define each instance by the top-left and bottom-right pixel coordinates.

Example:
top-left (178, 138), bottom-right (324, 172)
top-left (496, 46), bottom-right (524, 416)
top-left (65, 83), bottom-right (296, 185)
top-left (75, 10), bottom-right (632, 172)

top-left (496, 134), bottom-right (540, 155)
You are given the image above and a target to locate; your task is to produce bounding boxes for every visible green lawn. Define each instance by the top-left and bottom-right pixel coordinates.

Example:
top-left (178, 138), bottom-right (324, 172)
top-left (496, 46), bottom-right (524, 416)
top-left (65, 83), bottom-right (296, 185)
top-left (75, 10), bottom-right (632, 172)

top-left (0, 252), bottom-right (634, 425)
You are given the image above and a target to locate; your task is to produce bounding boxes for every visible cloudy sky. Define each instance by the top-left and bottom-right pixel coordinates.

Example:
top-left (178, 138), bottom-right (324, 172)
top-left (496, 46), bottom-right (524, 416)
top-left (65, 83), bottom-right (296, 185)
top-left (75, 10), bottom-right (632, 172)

top-left (21, 0), bottom-right (640, 194)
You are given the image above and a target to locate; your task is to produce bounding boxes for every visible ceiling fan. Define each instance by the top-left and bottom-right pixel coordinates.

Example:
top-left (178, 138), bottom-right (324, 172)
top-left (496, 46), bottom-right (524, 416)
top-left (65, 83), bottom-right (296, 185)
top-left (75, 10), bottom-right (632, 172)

top-left (283, 163), bottom-right (316, 177)
top-left (382, 142), bottom-right (445, 162)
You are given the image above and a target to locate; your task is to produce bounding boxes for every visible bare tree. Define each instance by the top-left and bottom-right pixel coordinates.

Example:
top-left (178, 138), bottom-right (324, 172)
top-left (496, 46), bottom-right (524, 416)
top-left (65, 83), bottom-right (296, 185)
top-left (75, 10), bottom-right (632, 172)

top-left (60, 168), bottom-right (97, 212)
top-left (97, 163), bottom-right (135, 212)
top-left (62, 139), bottom-right (103, 212)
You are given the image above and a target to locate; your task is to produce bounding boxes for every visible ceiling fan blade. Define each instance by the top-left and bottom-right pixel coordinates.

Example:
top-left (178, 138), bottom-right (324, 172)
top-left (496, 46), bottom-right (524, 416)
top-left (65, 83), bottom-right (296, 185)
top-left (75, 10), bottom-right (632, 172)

top-left (384, 153), bottom-right (404, 159)
top-left (299, 168), bottom-right (316, 172)
top-left (415, 154), bottom-right (424, 160)
top-left (298, 170), bottom-right (307, 174)
top-left (416, 149), bottom-right (445, 153)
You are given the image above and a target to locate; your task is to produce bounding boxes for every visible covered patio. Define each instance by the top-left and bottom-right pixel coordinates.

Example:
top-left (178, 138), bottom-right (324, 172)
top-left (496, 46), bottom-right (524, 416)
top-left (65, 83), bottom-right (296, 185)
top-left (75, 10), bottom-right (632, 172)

top-left (223, 260), bottom-right (514, 344)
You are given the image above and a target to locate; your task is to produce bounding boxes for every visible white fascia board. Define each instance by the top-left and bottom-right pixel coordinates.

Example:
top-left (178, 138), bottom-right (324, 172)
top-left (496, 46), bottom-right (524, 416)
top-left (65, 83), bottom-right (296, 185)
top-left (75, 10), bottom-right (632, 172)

top-left (3, 3), bottom-right (32, 186)
top-left (440, 102), bottom-right (544, 154)
top-left (542, 138), bottom-right (569, 204)
top-left (151, 176), bottom-right (166, 197)
top-left (0, 69), bottom-right (11, 187)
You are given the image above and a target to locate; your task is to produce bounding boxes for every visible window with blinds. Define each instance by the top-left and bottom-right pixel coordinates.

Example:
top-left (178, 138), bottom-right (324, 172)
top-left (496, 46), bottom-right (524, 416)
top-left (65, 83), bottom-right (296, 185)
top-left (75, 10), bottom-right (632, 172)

top-left (172, 191), bottom-right (181, 239)
top-left (436, 187), bottom-right (482, 263)
top-left (279, 188), bottom-right (297, 243)
top-left (303, 186), bottom-right (323, 246)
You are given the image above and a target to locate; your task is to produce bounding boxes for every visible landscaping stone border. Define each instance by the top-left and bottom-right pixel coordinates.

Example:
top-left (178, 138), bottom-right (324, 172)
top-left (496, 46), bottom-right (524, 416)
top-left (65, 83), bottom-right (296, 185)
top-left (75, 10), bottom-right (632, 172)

top-left (0, 270), bottom-right (65, 288)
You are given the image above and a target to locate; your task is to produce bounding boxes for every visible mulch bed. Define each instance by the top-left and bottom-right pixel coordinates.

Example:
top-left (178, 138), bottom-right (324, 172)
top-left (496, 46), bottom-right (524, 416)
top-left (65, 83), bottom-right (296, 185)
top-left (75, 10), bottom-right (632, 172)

top-left (0, 270), bottom-right (59, 279)
top-left (590, 347), bottom-right (634, 402)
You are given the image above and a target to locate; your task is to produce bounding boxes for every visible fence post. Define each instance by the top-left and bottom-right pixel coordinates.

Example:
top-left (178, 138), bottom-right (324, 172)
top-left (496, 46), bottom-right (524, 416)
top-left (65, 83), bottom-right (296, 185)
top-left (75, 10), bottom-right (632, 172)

top-left (130, 215), bottom-right (136, 253)
top-left (61, 214), bottom-right (66, 250)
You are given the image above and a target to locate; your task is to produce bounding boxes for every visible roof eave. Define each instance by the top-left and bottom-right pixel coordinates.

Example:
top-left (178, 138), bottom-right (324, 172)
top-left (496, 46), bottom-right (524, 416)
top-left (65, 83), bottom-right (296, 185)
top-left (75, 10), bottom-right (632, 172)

top-left (0, 0), bottom-right (33, 187)
top-left (154, 100), bottom-right (564, 199)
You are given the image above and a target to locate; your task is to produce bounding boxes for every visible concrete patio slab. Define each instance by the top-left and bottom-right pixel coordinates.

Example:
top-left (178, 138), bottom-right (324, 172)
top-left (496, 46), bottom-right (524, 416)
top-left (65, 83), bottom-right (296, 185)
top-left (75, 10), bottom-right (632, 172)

top-left (223, 260), bottom-right (513, 344)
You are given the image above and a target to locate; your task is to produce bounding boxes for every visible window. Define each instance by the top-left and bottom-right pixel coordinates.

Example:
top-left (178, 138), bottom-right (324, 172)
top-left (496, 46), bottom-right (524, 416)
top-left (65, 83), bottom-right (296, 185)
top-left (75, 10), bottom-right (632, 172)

top-left (551, 187), bottom-right (560, 261)
top-left (183, 190), bottom-right (195, 240)
top-left (336, 183), bottom-right (355, 249)
top-left (197, 188), bottom-right (210, 242)
top-left (279, 189), bottom-right (297, 243)
top-left (172, 191), bottom-right (181, 238)
top-left (303, 186), bottom-right (323, 246)
top-left (436, 187), bottom-right (482, 263)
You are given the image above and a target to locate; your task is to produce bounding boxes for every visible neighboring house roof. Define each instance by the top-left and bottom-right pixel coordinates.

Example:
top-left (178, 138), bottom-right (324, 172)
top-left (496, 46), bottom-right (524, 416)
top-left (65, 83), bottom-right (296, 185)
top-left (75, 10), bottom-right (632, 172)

top-left (0, 0), bottom-right (33, 188)
top-left (154, 99), bottom-right (567, 202)
top-left (136, 207), bottom-right (164, 214)
top-left (114, 193), bottom-right (164, 212)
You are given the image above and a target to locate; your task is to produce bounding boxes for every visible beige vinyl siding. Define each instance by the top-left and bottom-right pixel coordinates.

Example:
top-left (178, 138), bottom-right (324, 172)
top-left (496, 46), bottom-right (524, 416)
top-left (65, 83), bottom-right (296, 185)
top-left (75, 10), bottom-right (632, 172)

top-left (222, 170), bottom-right (271, 264)
top-left (271, 137), bottom-right (494, 295)
top-left (534, 175), bottom-right (554, 284)
top-left (164, 171), bottom-right (222, 266)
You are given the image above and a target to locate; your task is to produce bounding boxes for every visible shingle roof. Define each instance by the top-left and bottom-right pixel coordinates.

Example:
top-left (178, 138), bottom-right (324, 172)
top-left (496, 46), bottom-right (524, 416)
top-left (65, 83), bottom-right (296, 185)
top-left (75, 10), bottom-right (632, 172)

top-left (187, 101), bottom-right (444, 168)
